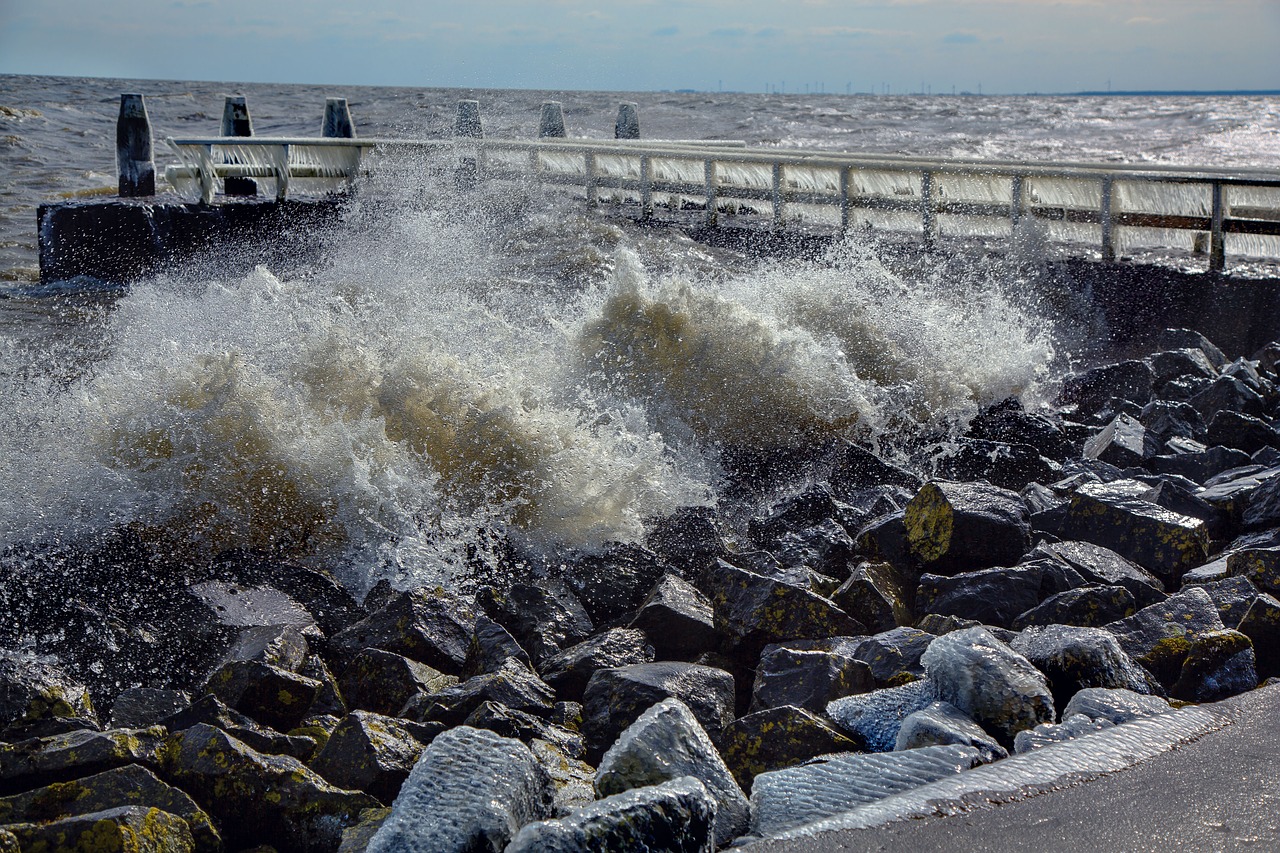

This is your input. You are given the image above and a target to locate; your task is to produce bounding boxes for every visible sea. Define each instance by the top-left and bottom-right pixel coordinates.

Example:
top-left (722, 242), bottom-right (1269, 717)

top-left (1, 74), bottom-right (1278, 594)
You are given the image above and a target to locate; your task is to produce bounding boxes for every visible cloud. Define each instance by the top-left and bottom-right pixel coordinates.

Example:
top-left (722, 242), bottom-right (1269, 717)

top-left (651, 25), bottom-right (679, 37)
top-left (710, 26), bottom-right (748, 37)
top-left (942, 31), bottom-right (980, 44)
top-left (1126, 16), bottom-right (1165, 24)
top-left (806, 26), bottom-right (888, 38)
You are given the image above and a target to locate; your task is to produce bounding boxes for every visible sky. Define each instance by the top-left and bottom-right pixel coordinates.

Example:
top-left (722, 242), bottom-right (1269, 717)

top-left (0, 0), bottom-right (1277, 95)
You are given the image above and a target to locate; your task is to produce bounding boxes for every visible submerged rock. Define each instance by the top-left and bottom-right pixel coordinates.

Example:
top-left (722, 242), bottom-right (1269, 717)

top-left (595, 699), bottom-right (748, 845)
top-left (921, 627), bottom-right (1054, 746)
top-left (506, 776), bottom-right (717, 853)
top-left (367, 726), bottom-right (552, 853)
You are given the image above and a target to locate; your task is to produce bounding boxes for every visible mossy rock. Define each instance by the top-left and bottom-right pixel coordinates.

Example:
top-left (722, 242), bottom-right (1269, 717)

top-left (6, 805), bottom-right (195, 853)
top-left (903, 480), bottom-right (1031, 574)
top-left (720, 705), bottom-right (858, 790)
top-left (1171, 629), bottom-right (1258, 702)
top-left (0, 727), bottom-right (167, 797)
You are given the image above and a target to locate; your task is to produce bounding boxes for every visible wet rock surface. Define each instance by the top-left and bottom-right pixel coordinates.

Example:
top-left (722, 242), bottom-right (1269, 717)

top-left (3, 326), bottom-right (1278, 849)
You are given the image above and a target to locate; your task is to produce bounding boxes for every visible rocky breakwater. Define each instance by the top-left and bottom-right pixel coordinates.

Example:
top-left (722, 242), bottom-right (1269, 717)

top-left (4, 326), bottom-right (1280, 851)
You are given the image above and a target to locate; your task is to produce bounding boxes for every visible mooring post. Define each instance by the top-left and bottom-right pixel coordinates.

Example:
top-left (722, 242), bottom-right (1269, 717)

top-left (454, 100), bottom-right (483, 190)
top-left (539, 101), bottom-right (566, 138)
top-left (322, 97), bottom-right (356, 138)
top-left (615, 102), bottom-right (640, 139)
top-left (221, 95), bottom-right (257, 197)
top-left (116, 93), bottom-right (155, 197)
top-left (1100, 175), bottom-right (1116, 262)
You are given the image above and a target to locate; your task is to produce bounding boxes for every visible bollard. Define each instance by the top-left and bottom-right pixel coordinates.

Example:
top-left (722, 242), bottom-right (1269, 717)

top-left (455, 100), bottom-right (483, 138)
top-left (116, 94), bottom-right (155, 197)
top-left (322, 97), bottom-right (356, 138)
top-left (615, 102), bottom-right (640, 139)
top-left (221, 95), bottom-right (257, 197)
top-left (454, 100), bottom-right (483, 190)
top-left (539, 101), bottom-right (566, 138)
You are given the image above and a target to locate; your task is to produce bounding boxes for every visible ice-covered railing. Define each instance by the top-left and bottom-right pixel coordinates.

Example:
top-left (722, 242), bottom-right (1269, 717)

top-left (119, 93), bottom-right (1280, 273)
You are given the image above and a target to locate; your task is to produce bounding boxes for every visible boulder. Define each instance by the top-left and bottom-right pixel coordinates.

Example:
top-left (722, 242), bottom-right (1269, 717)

top-left (401, 658), bottom-right (556, 727)
top-left (1104, 586), bottom-right (1226, 687)
top-left (850, 628), bottom-right (933, 686)
top-left (477, 582), bottom-right (593, 665)
top-left (894, 701), bottom-right (1007, 763)
top-left (1060, 479), bottom-right (1209, 586)
top-left (1206, 411), bottom-right (1280, 455)
top-left (1237, 593), bottom-right (1280, 679)
top-left (161, 723), bottom-right (378, 851)
top-left (831, 561), bottom-right (913, 633)
top-left (299, 653), bottom-right (348, 719)
top-left (719, 706), bottom-right (858, 791)
top-left (747, 485), bottom-right (844, 548)
top-left (1154, 329), bottom-right (1228, 370)
top-left (646, 506), bottom-right (730, 576)
top-left (1189, 375), bottom-right (1266, 421)
top-left (1013, 713), bottom-right (1115, 754)
top-left (463, 615), bottom-right (532, 677)
top-left (750, 647), bottom-right (873, 714)
top-left (201, 659), bottom-right (322, 733)
top-left (828, 440), bottom-right (922, 495)
top-left (707, 560), bottom-right (863, 662)
top-left (538, 629), bottom-right (656, 703)
top-left (1060, 360), bottom-right (1154, 420)
top-left (903, 481), bottom-right (1032, 574)
top-left (366, 727), bottom-right (553, 853)
top-left (825, 678), bottom-right (936, 752)
top-left (209, 549), bottom-right (363, 638)
top-left (506, 776), bottom-right (717, 853)
top-left (931, 438), bottom-right (1059, 492)
top-left (561, 543), bottom-right (670, 626)
top-left (1170, 629), bottom-right (1258, 702)
top-left (915, 565), bottom-right (1054, 629)
top-left (109, 688), bottom-right (191, 729)
top-left (529, 737), bottom-right (596, 817)
top-left (329, 588), bottom-right (477, 675)
top-left (1152, 445), bottom-right (1253, 485)
top-left (1084, 414), bottom-right (1159, 468)
top-left (1012, 585), bottom-right (1137, 630)
top-left (4, 805), bottom-right (195, 852)
top-left (0, 652), bottom-right (99, 741)
top-left (0, 727), bottom-right (166, 796)
top-left (595, 698), bottom-right (748, 845)
top-left (462, 701), bottom-right (585, 759)
top-left (1139, 400), bottom-right (1206, 445)
top-left (1010, 624), bottom-right (1157, 710)
top-left (1029, 541), bottom-right (1166, 607)
top-left (1191, 575), bottom-right (1263, 628)
top-left (748, 745), bottom-right (983, 838)
top-left (921, 627), bottom-right (1054, 746)
top-left (1060, 686), bottom-right (1172, 724)
top-left (581, 663), bottom-right (735, 757)
top-left (159, 694), bottom-right (314, 761)
top-left (337, 648), bottom-right (457, 718)
top-left (308, 711), bottom-right (434, 805)
top-left (628, 576), bottom-right (719, 662)
top-left (774, 519), bottom-right (857, 579)
top-left (967, 404), bottom-right (1074, 461)
top-left (853, 511), bottom-right (914, 570)
top-left (0, 764), bottom-right (219, 852)
top-left (1150, 348), bottom-right (1218, 386)
top-left (1227, 547), bottom-right (1280, 596)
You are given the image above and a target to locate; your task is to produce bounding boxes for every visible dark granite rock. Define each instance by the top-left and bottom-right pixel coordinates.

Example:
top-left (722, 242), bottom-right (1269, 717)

top-left (853, 511), bottom-right (914, 569)
top-left (1170, 629), bottom-right (1258, 702)
top-left (159, 694), bottom-right (315, 761)
top-left (1226, 547), bottom-right (1280, 596)
top-left (1060, 479), bottom-right (1209, 586)
top-left (1191, 575), bottom-right (1262, 628)
top-left (720, 705), bottom-right (859, 791)
top-left (1149, 348), bottom-right (1218, 386)
top-left (539, 629), bottom-right (656, 703)
top-left (0, 652), bottom-right (98, 741)
top-left (831, 561), bottom-right (913, 633)
top-left (337, 648), bottom-right (458, 712)
top-left (1060, 360), bottom-right (1154, 419)
top-left (1243, 473), bottom-right (1280, 530)
top-left (968, 404), bottom-right (1074, 461)
top-left (478, 582), bottom-right (594, 665)
top-left (645, 507), bottom-right (730, 577)
top-left (560, 543), bottom-right (669, 626)
top-left (1104, 586), bottom-right (1226, 688)
top-left (1084, 414), bottom-right (1159, 468)
top-left (581, 662), bottom-right (735, 757)
top-left (109, 687), bottom-right (191, 729)
top-left (210, 549), bottom-right (363, 638)
top-left (462, 701), bottom-right (585, 759)
top-left (850, 628), bottom-right (934, 685)
top-left (1010, 624), bottom-right (1158, 710)
top-left (1139, 400), bottom-right (1206, 445)
top-left (401, 658), bottom-right (556, 727)
top-left (750, 647), bottom-right (873, 714)
top-left (903, 480), bottom-right (1032, 575)
top-left (629, 575), bottom-right (719, 661)
top-left (1152, 445), bottom-right (1253, 484)
top-left (5, 806), bottom-right (195, 853)
top-left (464, 615), bottom-right (533, 677)
top-left (1012, 585), bottom-right (1137, 629)
top-left (201, 659), bottom-right (322, 733)
top-left (774, 518), bottom-right (857, 578)
top-left (1237, 593), bottom-right (1280, 679)
top-left (1190, 374), bottom-right (1266, 420)
top-left (162, 723), bottom-right (377, 851)
top-left (1206, 411), bottom-right (1280, 455)
top-left (308, 710), bottom-right (433, 805)
top-left (748, 485), bottom-right (844, 548)
top-left (0, 727), bottom-right (167, 796)
top-left (299, 653), bottom-right (347, 719)
top-left (916, 564), bottom-right (1065, 630)
top-left (329, 588), bottom-right (478, 675)
top-left (932, 439), bottom-right (1060, 492)
top-left (1154, 329), bottom-right (1228, 370)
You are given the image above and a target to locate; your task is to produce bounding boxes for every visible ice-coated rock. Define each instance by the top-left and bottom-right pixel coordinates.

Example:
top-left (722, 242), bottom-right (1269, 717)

top-left (594, 698), bottom-right (748, 845)
top-left (825, 678), bottom-right (936, 752)
top-left (749, 744), bottom-right (983, 837)
top-left (921, 627), bottom-right (1055, 745)
top-left (1010, 625), bottom-right (1157, 710)
top-left (894, 701), bottom-right (1007, 763)
top-left (1014, 713), bottom-right (1115, 753)
top-left (1061, 687), bottom-right (1172, 725)
top-left (506, 776), bottom-right (716, 853)
top-left (367, 726), bottom-right (552, 853)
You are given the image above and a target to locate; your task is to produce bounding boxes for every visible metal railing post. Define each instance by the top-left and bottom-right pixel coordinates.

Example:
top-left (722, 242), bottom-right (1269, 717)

top-left (640, 155), bottom-right (652, 219)
top-left (1101, 175), bottom-right (1116, 262)
top-left (771, 162), bottom-right (784, 227)
top-left (585, 151), bottom-right (598, 207)
top-left (839, 167), bottom-right (852, 231)
top-left (921, 170), bottom-right (937, 249)
top-left (1210, 181), bottom-right (1226, 274)
top-left (704, 159), bottom-right (718, 227)
top-left (221, 95), bottom-right (257, 197)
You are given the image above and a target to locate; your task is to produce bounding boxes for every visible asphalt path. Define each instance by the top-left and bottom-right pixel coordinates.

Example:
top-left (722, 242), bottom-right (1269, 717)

top-left (743, 684), bottom-right (1280, 852)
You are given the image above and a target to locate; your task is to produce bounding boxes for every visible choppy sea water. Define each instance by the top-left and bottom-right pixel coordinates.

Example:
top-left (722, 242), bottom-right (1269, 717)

top-left (1, 74), bottom-right (1277, 592)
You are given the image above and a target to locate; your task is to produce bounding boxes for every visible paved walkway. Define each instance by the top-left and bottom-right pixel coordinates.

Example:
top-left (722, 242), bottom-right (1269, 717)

top-left (744, 684), bottom-right (1280, 852)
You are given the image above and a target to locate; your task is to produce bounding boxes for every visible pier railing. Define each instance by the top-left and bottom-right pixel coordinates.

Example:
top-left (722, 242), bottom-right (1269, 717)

top-left (162, 134), bottom-right (1280, 273)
